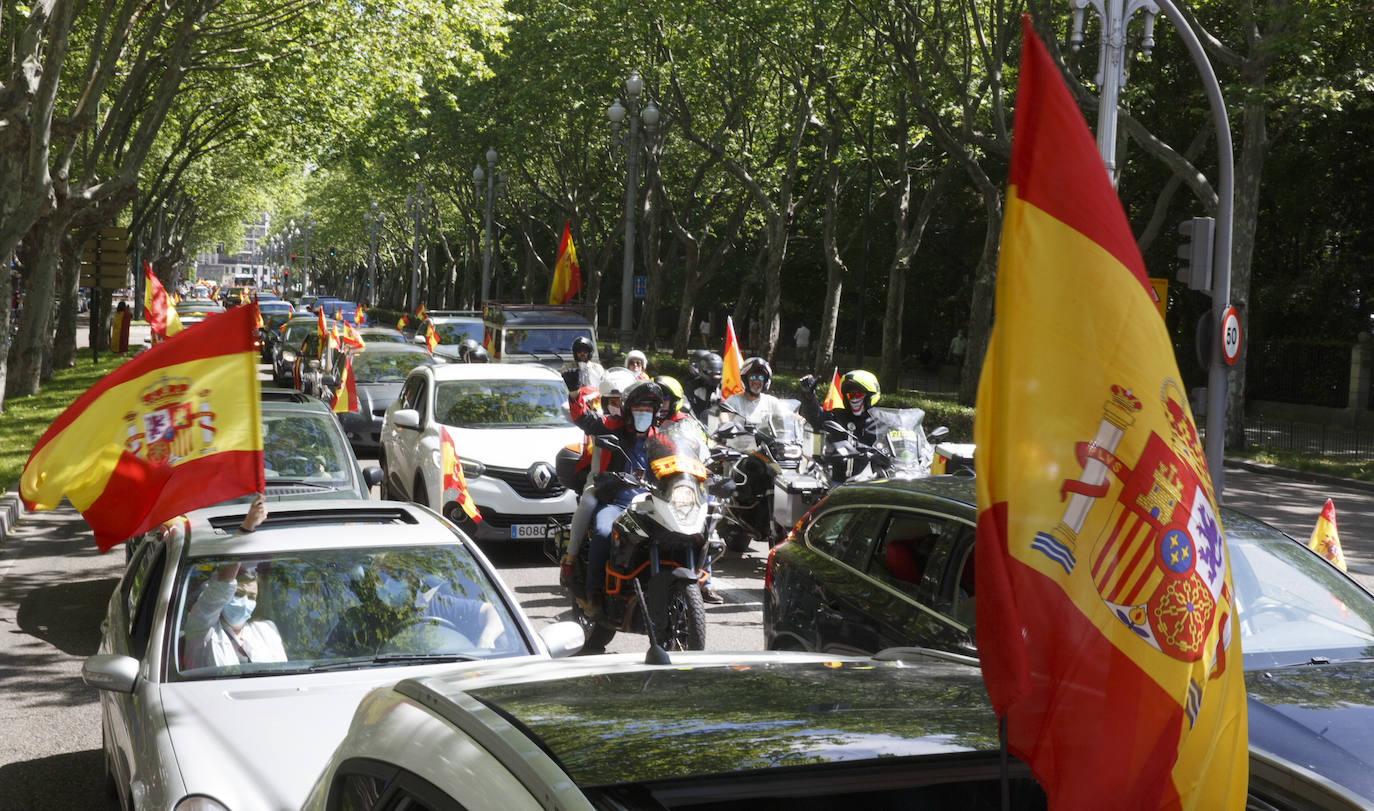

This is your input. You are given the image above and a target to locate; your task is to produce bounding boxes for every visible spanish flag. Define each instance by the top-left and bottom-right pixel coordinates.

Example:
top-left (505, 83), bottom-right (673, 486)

top-left (339, 321), bottom-right (366, 353)
top-left (440, 427), bottom-right (482, 523)
top-left (972, 19), bottom-right (1246, 809)
top-left (20, 305), bottom-right (264, 551)
top-left (820, 368), bottom-right (843, 412)
top-left (719, 316), bottom-right (745, 399)
top-left (1308, 499), bottom-right (1347, 571)
top-left (143, 264), bottom-right (183, 339)
top-left (354, 303), bottom-right (366, 325)
top-left (252, 295), bottom-right (265, 329)
top-left (331, 354), bottom-right (359, 414)
top-left (424, 321), bottom-right (439, 353)
top-left (416, 303), bottom-right (427, 321)
top-left (397, 314), bottom-right (410, 331)
top-left (548, 220), bottom-right (582, 306)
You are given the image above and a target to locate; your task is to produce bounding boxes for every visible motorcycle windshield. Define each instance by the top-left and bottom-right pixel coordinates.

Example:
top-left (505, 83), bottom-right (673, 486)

top-left (646, 419), bottom-right (710, 481)
top-left (762, 400), bottom-right (805, 444)
top-left (868, 407), bottom-right (933, 475)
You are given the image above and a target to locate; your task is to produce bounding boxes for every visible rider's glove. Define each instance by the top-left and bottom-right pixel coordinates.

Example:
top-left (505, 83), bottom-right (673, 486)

top-left (592, 471), bottom-right (621, 502)
top-left (799, 374), bottom-right (818, 392)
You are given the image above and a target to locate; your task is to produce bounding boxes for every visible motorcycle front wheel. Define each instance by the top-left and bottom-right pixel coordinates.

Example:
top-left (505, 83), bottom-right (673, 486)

top-left (661, 580), bottom-right (707, 651)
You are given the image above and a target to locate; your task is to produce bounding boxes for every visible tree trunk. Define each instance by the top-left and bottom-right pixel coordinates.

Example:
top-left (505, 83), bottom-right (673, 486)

top-left (959, 194), bottom-right (1003, 405)
top-left (7, 217), bottom-right (64, 396)
top-left (1225, 68), bottom-right (1268, 451)
top-left (0, 250), bottom-right (11, 411)
top-left (53, 236), bottom-right (80, 368)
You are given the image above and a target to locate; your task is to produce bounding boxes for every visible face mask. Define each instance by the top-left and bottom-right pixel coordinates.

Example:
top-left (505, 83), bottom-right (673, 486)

top-left (632, 410), bottom-right (654, 432)
top-left (222, 594), bottom-right (256, 628)
top-left (605, 400), bottom-right (621, 417)
top-left (848, 396), bottom-right (866, 415)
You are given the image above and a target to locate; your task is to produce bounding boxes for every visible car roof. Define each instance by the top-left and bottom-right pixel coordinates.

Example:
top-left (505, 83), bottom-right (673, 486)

top-left (260, 389), bottom-right (333, 413)
top-left (427, 314), bottom-right (482, 323)
top-left (359, 343), bottom-right (432, 356)
top-left (424, 363), bottom-right (563, 383)
top-left (483, 304), bottom-right (592, 327)
top-left (178, 499), bottom-right (454, 557)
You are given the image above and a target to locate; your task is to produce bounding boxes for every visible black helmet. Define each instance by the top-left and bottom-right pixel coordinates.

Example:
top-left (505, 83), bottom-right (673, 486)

top-left (467, 346), bottom-right (490, 363)
top-left (839, 369), bottom-right (881, 413)
top-left (740, 356), bottom-right (772, 390)
top-left (653, 375), bottom-right (685, 414)
top-left (621, 380), bottom-right (664, 423)
top-left (690, 351), bottom-right (723, 381)
top-left (458, 337), bottom-right (480, 361)
top-left (571, 336), bottom-right (595, 358)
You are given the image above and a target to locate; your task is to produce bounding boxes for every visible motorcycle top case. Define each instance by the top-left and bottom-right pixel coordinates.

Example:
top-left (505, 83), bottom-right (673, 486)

top-left (773, 473), bottom-right (825, 530)
top-left (931, 442), bottom-right (975, 475)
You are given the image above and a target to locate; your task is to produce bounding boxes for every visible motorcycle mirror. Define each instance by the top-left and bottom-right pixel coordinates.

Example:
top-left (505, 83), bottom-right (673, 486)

top-left (594, 434), bottom-right (623, 451)
top-left (928, 426), bottom-right (950, 440)
top-left (821, 420), bottom-right (848, 435)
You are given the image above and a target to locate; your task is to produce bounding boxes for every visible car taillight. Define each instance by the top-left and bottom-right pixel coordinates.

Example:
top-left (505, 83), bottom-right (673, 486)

top-left (764, 540), bottom-right (785, 592)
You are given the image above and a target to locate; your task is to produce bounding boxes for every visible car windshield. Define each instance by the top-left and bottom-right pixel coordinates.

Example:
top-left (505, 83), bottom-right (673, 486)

top-left (434, 379), bottom-right (569, 428)
top-left (434, 321), bottom-right (481, 344)
top-left (264, 313), bottom-right (293, 331)
top-left (262, 412), bottom-right (354, 487)
top-left (170, 544), bottom-right (529, 680)
top-left (1227, 520), bottom-right (1374, 669)
top-left (360, 330), bottom-right (406, 344)
top-left (355, 350), bottom-right (430, 383)
top-left (282, 323), bottom-right (317, 344)
top-left (503, 327), bottom-right (592, 356)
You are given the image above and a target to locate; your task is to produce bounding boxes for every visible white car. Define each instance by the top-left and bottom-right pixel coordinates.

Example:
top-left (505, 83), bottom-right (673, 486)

top-left (83, 499), bottom-right (582, 811)
top-left (379, 363), bottom-right (582, 543)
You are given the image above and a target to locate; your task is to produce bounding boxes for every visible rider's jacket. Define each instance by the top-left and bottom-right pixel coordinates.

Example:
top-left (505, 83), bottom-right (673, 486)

top-left (799, 387), bottom-right (881, 448)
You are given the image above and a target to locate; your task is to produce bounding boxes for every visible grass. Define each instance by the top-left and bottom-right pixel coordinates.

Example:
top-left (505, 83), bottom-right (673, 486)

top-left (1231, 447), bottom-right (1374, 483)
top-left (0, 355), bottom-right (128, 493)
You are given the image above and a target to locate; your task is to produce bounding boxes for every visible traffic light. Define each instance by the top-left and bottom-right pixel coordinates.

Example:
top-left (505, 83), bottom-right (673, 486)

top-left (283, 269), bottom-right (290, 279)
top-left (1176, 216), bottom-right (1215, 293)
top-left (328, 247), bottom-right (336, 257)
top-left (291, 253), bottom-right (297, 261)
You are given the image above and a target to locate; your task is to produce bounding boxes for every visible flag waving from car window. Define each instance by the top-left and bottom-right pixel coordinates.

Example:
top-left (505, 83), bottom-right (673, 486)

top-left (719, 316), bottom-right (745, 399)
top-left (972, 18), bottom-right (1247, 810)
top-left (143, 263), bottom-right (183, 340)
top-left (20, 305), bottom-right (264, 551)
top-left (548, 220), bottom-right (582, 306)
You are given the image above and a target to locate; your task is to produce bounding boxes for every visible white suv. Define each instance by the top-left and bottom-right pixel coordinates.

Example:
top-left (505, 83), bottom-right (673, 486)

top-left (380, 363), bottom-right (582, 542)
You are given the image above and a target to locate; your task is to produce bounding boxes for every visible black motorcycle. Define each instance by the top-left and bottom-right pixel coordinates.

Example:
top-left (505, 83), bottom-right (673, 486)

top-left (709, 400), bottom-right (813, 552)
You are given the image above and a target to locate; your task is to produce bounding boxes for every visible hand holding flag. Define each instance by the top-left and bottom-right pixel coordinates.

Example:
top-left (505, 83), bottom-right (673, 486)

top-left (820, 368), bottom-right (843, 412)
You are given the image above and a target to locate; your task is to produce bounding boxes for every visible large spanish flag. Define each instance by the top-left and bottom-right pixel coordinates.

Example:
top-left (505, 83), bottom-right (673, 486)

top-left (143, 264), bottom-right (183, 339)
top-left (548, 220), bottom-right (582, 306)
top-left (973, 18), bottom-right (1246, 809)
top-left (20, 305), bottom-right (264, 551)
top-left (719, 316), bottom-right (745, 399)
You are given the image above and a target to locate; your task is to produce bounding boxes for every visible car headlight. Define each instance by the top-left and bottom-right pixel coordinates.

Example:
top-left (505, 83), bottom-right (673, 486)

top-left (670, 484), bottom-right (699, 522)
top-left (783, 444), bottom-right (802, 459)
top-left (174, 797), bottom-right (231, 811)
top-left (281, 349), bottom-right (297, 362)
top-left (461, 458), bottom-right (485, 477)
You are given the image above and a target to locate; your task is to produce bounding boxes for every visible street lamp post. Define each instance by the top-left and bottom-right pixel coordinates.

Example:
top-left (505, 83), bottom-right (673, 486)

top-left (364, 202), bottom-right (380, 307)
top-left (302, 212), bottom-right (312, 296)
top-left (1069, 0), bottom-right (1235, 494)
top-left (406, 184), bottom-right (427, 313)
top-left (608, 72), bottom-right (659, 350)
top-left (475, 148), bottom-right (498, 305)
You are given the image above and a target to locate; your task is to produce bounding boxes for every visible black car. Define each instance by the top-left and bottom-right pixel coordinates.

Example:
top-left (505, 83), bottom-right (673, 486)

top-left (333, 343), bottom-right (439, 450)
top-left (764, 475), bottom-right (1374, 804)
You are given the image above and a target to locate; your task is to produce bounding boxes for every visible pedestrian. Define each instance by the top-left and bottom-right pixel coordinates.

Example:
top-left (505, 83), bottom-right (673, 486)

top-left (949, 330), bottom-right (966, 365)
top-left (698, 317), bottom-right (710, 348)
top-left (793, 323), bottom-right (811, 368)
top-left (111, 301), bottom-right (131, 353)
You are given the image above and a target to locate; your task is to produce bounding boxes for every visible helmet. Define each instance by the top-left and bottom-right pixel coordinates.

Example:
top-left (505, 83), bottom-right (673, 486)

top-left (621, 379), bottom-right (665, 424)
top-left (839, 370), bottom-right (881, 413)
top-left (571, 336), bottom-right (595, 358)
top-left (599, 367), bottom-right (637, 400)
top-left (653, 375), bottom-right (685, 415)
top-left (467, 346), bottom-right (489, 363)
top-left (689, 351), bottom-right (723, 381)
top-left (740, 356), bottom-right (772, 390)
top-left (457, 337), bottom-right (480, 361)
top-left (625, 349), bottom-right (647, 370)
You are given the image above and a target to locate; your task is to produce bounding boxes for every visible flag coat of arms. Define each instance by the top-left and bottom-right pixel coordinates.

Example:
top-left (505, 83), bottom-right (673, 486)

top-left (20, 305), bottom-right (264, 550)
top-left (972, 18), bottom-right (1247, 809)
top-left (719, 316), bottom-right (745, 399)
top-left (548, 219), bottom-right (582, 306)
top-left (143, 264), bottom-right (183, 339)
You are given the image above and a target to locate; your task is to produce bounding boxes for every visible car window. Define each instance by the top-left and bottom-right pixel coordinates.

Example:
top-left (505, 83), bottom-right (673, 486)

top-left (866, 512), bottom-right (963, 605)
top-left (434, 380), bottom-right (569, 428)
top-left (805, 509), bottom-right (859, 556)
top-left (331, 759), bottom-right (467, 811)
top-left (400, 375), bottom-right (428, 412)
top-left (301, 333), bottom-right (320, 358)
top-left (355, 351), bottom-right (431, 383)
top-left (434, 321), bottom-right (481, 345)
top-left (122, 537), bottom-right (166, 650)
top-left (503, 327), bottom-right (592, 355)
top-left (170, 544), bottom-right (529, 680)
top-left (834, 510), bottom-right (886, 570)
top-left (262, 412), bottom-right (355, 487)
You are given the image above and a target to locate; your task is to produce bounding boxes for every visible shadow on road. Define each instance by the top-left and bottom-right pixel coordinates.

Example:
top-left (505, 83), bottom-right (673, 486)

top-left (0, 748), bottom-right (106, 810)
top-left (15, 577), bottom-right (118, 657)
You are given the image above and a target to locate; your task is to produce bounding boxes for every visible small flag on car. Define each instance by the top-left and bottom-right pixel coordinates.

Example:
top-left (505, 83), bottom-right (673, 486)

top-left (1308, 499), bottom-right (1347, 571)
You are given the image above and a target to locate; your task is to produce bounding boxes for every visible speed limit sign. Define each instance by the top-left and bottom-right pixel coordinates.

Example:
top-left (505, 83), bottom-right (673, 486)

top-left (1221, 306), bottom-right (1241, 365)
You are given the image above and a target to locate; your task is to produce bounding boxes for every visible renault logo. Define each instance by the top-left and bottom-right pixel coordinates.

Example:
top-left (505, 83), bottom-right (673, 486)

top-left (529, 462), bottom-right (554, 491)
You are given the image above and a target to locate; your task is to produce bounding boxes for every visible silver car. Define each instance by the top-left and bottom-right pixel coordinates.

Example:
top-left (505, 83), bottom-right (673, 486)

top-left (84, 499), bottom-right (583, 811)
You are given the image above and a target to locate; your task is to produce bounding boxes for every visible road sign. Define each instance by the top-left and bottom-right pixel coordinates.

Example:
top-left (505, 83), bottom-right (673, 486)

top-left (79, 227), bottom-right (130, 289)
top-left (633, 275), bottom-right (647, 300)
top-left (1221, 306), bottom-right (1241, 365)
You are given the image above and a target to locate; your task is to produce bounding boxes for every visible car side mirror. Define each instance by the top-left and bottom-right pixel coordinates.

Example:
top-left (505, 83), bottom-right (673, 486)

top-left (393, 409), bottom-right (421, 430)
top-left (538, 621), bottom-right (585, 659)
top-left (362, 466), bottom-right (383, 488)
top-left (82, 654), bottom-right (139, 694)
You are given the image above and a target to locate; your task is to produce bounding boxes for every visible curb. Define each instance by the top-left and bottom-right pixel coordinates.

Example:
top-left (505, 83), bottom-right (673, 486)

top-left (0, 487), bottom-right (25, 545)
top-left (1222, 457), bottom-right (1374, 494)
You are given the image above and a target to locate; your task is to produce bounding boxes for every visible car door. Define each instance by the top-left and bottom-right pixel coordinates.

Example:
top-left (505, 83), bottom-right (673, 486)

top-left (104, 536), bottom-right (169, 801)
top-left (385, 372), bottom-right (429, 500)
top-left (809, 508), bottom-right (887, 655)
top-left (861, 510), bottom-right (978, 656)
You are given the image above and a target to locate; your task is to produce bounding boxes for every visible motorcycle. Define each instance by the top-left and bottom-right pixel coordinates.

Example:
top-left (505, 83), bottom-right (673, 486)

top-left (709, 400), bottom-right (815, 553)
top-left (554, 418), bottom-right (726, 652)
top-left (814, 406), bottom-right (950, 484)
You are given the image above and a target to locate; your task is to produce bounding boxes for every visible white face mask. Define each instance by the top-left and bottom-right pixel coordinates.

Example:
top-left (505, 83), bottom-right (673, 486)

top-left (605, 399), bottom-right (621, 417)
top-left (222, 594), bottom-right (256, 628)
top-left (847, 395), bottom-right (866, 415)
top-left (632, 410), bottom-right (654, 432)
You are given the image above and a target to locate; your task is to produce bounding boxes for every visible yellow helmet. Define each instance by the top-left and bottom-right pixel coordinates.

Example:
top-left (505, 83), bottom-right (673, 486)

top-left (840, 370), bottom-right (881, 409)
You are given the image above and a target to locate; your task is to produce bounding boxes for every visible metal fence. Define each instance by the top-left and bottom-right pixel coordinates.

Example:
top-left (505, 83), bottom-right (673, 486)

top-left (1238, 414), bottom-right (1374, 459)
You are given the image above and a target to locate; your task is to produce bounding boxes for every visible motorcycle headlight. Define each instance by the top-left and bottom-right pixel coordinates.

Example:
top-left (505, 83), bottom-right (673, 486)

top-left (783, 444), bottom-right (802, 459)
top-left (670, 484), bottom-right (699, 522)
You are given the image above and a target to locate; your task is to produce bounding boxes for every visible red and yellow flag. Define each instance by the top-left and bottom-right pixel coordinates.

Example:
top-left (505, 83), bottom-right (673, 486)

top-left (820, 368), bottom-right (843, 412)
top-left (20, 305), bottom-right (264, 551)
top-left (416, 303), bottom-right (427, 321)
top-left (1308, 499), bottom-right (1347, 571)
top-left (331, 354), bottom-right (359, 414)
top-left (354, 303), bottom-right (366, 325)
top-left (143, 264), bottom-right (183, 340)
top-left (719, 316), bottom-right (745, 399)
top-left (440, 427), bottom-right (482, 523)
top-left (972, 19), bottom-right (1246, 809)
top-left (252, 295), bottom-right (265, 330)
top-left (424, 321), bottom-right (439, 353)
top-left (548, 220), bottom-right (582, 306)
top-left (397, 314), bottom-right (410, 331)
top-left (339, 321), bottom-right (366, 353)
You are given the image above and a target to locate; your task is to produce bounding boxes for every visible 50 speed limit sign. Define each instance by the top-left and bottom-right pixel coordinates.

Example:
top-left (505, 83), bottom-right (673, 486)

top-left (1221, 306), bottom-right (1241, 365)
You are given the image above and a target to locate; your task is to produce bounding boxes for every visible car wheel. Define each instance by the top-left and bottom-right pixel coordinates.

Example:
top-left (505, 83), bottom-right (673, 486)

top-left (661, 580), bottom-right (707, 651)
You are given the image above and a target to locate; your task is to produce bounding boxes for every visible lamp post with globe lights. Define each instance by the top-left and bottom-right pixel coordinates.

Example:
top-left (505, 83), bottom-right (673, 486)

top-left (474, 147), bottom-right (498, 305)
top-left (608, 71), bottom-right (659, 349)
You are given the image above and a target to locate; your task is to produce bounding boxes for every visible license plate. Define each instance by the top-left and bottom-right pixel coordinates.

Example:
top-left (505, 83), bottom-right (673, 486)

top-left (511, 524), bottom-right (551, 539)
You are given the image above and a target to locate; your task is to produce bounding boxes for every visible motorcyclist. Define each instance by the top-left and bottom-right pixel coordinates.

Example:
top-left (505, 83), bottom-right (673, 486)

top-left (597, 366), bottom-right (637, 418)
top-left (800, 369), bottom-right (883, 481)
top-left (457, 337), bottom-right (480, 362)
top-left (569, 380), bottom-right (666, 613)
top-left (562, 336), bottom-right (605, 392)
top-left (685, 350), bottom-right (723, 420)
top-left (625, 349), bottom-right (649, 380)
top-left (654, 374), bottom-right (722, 603)
top-left (722, 356), bottom-right (785, 427)
top-left (467, 346), bottom-right (490, 363)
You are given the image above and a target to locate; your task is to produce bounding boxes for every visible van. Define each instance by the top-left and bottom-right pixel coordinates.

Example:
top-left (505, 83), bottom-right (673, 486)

top-left (480, 303), bottom-right (596, 367)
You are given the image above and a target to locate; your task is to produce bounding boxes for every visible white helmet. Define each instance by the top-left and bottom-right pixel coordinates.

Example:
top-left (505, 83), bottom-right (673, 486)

top-left (625, 349), bottom-right (647, 369)
top-left (599, 367), bottom-right (637, 400)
